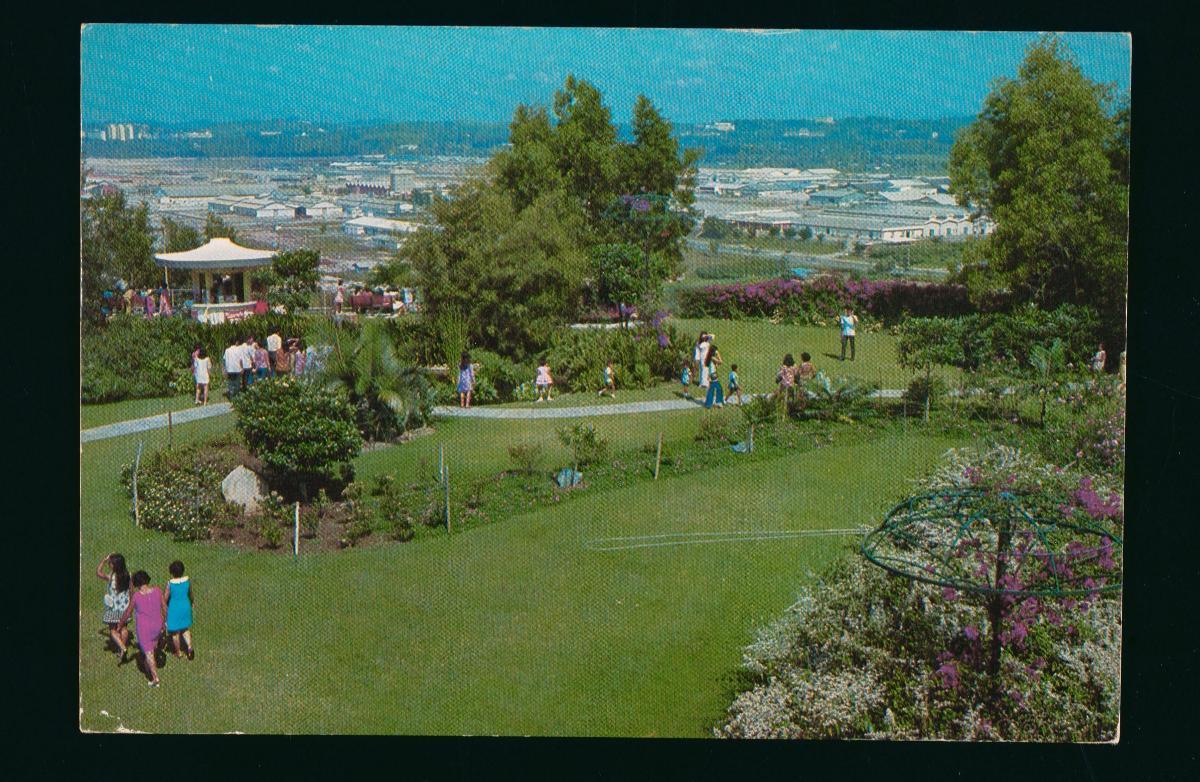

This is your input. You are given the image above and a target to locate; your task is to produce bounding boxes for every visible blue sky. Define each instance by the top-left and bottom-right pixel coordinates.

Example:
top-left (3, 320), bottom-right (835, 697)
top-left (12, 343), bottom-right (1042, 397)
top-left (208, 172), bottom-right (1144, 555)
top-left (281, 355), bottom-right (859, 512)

top-left (80, 26), bottom-right (1131, 125)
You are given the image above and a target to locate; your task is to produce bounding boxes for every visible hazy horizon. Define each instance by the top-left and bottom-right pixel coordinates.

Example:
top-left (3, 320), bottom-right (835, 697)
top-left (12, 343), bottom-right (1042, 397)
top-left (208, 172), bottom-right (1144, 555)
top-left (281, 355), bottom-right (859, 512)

top-left (81, 27), bottom-right (1131, 126)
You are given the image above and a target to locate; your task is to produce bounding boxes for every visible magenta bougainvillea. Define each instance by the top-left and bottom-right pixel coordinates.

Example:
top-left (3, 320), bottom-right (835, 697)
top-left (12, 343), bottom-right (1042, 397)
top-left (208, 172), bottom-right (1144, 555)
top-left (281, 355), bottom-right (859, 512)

top-left (679, 276), bottom-right (973, 324)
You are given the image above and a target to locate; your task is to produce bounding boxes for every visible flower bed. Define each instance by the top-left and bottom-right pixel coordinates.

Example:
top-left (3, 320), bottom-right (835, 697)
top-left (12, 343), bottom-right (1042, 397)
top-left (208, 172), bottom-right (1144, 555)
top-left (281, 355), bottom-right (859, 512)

top-left (717, 444), bottom-right (1123, 742)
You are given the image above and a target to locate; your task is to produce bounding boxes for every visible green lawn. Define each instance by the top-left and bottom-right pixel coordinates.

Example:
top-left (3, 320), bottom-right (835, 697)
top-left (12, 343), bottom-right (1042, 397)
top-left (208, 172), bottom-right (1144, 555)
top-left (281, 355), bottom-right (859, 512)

top-left (669, 317), bottom-right (955, 392)
top-left (80, 408), bottom-right (964, 735)
top-left (81, 391), bottom-right (229, 430)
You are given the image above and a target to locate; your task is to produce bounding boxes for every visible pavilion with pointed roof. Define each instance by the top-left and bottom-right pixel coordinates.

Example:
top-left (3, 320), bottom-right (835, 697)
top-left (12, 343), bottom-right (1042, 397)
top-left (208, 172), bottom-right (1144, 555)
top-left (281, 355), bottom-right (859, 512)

top-left (154, 237), bottom-right (276, 305)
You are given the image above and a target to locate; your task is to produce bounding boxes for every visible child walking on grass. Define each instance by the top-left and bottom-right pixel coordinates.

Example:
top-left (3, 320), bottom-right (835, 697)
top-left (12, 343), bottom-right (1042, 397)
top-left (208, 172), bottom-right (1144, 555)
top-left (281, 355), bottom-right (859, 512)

top-left (165, 560), bottom-right (195, 661)
top-left (598, 360), bottom-right (616, 398)
top-left (120, 571), bottom-right (166, 687)
top-left (680, 363), bottom-right (692, 398)
top-left (97, 553), bottom-right (130, 659)
top-left (457, 351), bottom-right (475, 408)
top-left (728, 363), bottom-right (743, 406)
top-left (535, 358), bottom-right (555, 402)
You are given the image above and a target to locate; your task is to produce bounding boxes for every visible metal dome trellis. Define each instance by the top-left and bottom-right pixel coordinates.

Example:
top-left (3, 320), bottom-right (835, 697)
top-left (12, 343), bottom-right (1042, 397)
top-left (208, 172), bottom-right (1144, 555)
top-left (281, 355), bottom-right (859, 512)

top-left (861, 487), bottom-right (1122, 683)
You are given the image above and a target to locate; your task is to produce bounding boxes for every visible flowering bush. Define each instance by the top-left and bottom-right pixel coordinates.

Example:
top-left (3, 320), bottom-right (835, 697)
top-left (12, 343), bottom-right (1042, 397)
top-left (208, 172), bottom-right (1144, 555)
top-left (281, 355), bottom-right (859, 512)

top-left (678, 276), bottom-right (973, 325)
top-left (718, 445), bottom-right (1122, 742)
top-left (122, 441), bottom-right (242, 540)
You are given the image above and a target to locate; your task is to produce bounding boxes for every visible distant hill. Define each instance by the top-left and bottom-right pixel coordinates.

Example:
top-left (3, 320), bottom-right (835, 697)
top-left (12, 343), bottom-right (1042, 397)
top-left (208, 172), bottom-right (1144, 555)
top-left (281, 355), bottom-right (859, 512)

top-left (82, 117), bottom-right (973, 175)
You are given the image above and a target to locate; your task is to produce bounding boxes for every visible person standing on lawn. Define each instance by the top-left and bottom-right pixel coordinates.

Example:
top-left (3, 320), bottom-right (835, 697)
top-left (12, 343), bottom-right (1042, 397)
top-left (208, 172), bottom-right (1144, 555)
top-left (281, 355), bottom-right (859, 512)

top-left (457, 351), bottom-right (475, 408)
top-left (535, 358), bottom-right (555, 402)
top-left (240, 335), bottom-right (256, 389)
top-left (1091, 343), bottom-right (1107, 373)
top-left (253, 338), bottom-right (270, 382)
top-left (680, 362), bottom-right (692, 399)
top-left (777, 353), bottom-right (797, 404)
top-left (598, 360), bottom-right (617, 398)
top-left (796, 352), bottom-right (816, 382)
top-left (693, 332), bottom-right (710, 383)
top-left (274, 338), bottom-right (294, 375)
top-left (704, 344), bottom-right (725, 409)
top-left (193, 347), bottom-right (211, 405)
top-left (223, 337), bottom-right (244, 399)
top-left (728, 363), bottom-right (743, 406)
top-left (119, 571), bottom-right (166, 687)
top-left (838, 306), bottom-right (859, 361)
top-left (97, 553), bottom-right (131, 660)
top-left (266, 329), bottom-right (282, 376)
top-left (164, 560), bottom-right (195, 661)
top-left (292, 339), bottom-right (308, 376)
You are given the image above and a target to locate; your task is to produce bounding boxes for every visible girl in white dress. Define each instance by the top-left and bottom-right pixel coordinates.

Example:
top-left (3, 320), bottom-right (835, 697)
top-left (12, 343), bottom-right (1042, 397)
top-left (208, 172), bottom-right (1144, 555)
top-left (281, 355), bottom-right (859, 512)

top-left (194, 347), bottom-right (212, 406)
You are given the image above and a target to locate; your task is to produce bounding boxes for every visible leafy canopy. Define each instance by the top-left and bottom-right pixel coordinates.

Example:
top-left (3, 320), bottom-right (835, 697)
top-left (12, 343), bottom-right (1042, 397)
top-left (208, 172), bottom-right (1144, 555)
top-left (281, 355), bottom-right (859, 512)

top-left (949, 35), bottom-right (1128, 349)
top-left (379, 76), bottom-right (698, 360)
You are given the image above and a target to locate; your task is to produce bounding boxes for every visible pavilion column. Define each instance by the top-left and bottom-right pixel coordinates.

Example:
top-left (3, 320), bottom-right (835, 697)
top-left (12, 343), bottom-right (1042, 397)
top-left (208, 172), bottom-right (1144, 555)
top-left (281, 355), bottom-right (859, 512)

top-left (203, 272), bottom-right (213, 303)
top-left (190, 271), bottom-right (200, 302)
top-left (241, 271), bottom-right (250, 302)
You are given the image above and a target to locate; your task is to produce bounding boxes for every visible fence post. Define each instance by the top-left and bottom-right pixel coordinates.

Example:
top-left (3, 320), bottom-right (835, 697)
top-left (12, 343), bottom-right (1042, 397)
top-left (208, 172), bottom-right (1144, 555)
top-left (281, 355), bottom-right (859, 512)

top-left (293, 502), bottom-right (300, 561)
top-left (444, 462), bottom-right (451, 533)
top-left (749, 424), bottom-right (755, 453)
top-left (132, 440), bottom-right (144, 527)
top-left (653, 431), bottom-right (663, 480)
top-left (438, 444), bottom-right (445, 486)
top-left (167, 410), bottom-right (173, 449)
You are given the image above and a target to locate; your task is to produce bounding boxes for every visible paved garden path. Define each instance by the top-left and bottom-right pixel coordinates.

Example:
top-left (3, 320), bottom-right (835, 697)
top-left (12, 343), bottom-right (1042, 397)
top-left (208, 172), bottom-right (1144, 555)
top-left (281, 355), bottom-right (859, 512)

top-left (81, 390), bottom-right (918, 443)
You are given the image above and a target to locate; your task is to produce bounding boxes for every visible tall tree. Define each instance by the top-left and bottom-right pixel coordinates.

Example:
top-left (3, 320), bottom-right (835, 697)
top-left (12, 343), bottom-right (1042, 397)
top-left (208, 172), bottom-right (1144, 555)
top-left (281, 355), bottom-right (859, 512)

top-left (257, 248), bottom-right (321, 314)
top-left (161, 217), bottom-right (202, 253)
top-left (949, 35), bottom-right (1129, 350)
top-left (80, 191), bottom-right (156, 326)
top-left (204, 212), bottom-right (239, 243)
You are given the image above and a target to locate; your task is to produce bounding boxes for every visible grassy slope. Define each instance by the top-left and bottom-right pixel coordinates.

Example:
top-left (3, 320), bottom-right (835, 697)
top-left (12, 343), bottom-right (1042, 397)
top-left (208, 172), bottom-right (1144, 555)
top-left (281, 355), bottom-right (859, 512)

top-left (80, 410), bottom-right (962, 735)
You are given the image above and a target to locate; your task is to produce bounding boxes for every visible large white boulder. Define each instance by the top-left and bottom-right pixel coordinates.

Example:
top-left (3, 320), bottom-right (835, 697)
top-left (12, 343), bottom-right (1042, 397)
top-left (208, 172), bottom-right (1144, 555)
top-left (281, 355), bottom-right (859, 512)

top-left (221, 465), bottom-right (268, 515)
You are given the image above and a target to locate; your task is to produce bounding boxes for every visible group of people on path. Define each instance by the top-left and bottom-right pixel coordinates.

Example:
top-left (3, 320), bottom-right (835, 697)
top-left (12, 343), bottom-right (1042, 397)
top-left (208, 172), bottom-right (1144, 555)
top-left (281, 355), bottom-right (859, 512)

top-left (683, 332), bottom-right (742, 409)
top-left (209, 329), bottom-right (316, 403)
top-left (97, 553), bottom-right (195, 688)
top-left (101, 286), bottom-right (174, 319)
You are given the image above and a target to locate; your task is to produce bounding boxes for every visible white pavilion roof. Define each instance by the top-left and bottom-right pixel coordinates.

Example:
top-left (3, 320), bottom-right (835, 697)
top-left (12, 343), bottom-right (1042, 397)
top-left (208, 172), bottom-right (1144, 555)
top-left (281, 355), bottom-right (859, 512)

top-left (153, 237), bottom-right (276, 271)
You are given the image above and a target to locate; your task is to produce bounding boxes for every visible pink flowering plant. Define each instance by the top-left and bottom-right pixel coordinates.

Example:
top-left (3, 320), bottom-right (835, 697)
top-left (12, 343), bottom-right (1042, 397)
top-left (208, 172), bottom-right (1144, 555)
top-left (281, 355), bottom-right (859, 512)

top-left (679, 277), bottom-right (972, 324)
top-left (719, 445), bottom-right (1122, 741)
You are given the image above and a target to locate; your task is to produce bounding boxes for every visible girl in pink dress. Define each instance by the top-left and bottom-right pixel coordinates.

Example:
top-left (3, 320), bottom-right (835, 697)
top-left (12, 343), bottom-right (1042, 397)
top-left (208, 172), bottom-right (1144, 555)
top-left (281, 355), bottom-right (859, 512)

top-left (119, 570), bottom-right (166, 686)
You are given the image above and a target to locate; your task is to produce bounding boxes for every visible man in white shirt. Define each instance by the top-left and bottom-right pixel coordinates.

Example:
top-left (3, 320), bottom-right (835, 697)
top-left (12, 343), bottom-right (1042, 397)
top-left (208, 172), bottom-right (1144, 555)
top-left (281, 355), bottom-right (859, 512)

top-left (266, 330), bottom-right (283, 376)
top-left (222, 337), bottom-right (244, 399)
top-left (240, 336), bottom-right (256, 389)
top-left (839, 307), bottom-right (859, 361)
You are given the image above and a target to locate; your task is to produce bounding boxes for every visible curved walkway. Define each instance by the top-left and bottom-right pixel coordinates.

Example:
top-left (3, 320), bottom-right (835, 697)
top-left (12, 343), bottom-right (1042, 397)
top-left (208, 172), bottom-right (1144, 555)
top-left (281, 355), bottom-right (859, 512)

top-left (80, 389), bottom-right (919, 443)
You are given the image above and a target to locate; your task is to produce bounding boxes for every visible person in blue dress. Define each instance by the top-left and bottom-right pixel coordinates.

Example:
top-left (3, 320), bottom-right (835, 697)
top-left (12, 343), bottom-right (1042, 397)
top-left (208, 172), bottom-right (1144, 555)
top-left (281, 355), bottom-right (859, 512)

top-left (165, 560), bottom-right (195, 660)
top-left (457, 351), bottom-right (475, 408)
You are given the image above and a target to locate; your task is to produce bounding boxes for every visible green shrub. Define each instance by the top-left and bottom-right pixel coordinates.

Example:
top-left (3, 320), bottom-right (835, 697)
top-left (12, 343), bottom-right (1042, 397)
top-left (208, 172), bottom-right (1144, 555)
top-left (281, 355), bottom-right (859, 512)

top-left (544, 317), bottom-right (687, 393)
top-left (507, 441), bottom-right (545, 475)
top-left (231, 377), bottom-right (362, 498)
top-left (472, 350), bottom-right (535, 403)
top-left (903, 374), bottom-right (948, 409)
top-left (557, 423), bottom-right (609, 468)
top-left (740, 394), bottom-right (781, 428)
top-left (378, 486), bottom-right (417, 542)
top-left (695, 414), bottom-right (735, 446)
top-left (799, 373), bottom-right (879, 421)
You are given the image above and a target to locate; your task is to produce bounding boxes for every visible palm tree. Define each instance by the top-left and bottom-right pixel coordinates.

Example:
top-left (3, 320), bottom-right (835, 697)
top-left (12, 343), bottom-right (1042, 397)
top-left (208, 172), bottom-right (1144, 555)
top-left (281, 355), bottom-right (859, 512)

top-left (307, 318), bottom-right (436, 442)
top-left (1028, 339), bottom-right (1066, 428)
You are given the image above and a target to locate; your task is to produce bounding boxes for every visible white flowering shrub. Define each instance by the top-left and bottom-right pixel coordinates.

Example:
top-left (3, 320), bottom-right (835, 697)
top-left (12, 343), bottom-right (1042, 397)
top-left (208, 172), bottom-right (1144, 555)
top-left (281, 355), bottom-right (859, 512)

top-left (718, 445), bottom-right (1122, 742)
